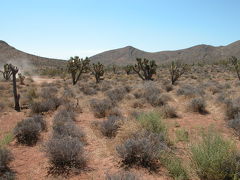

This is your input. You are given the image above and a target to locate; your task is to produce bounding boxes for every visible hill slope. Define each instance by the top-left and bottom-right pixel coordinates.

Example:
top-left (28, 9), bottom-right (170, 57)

top-left (0, 41), bottom-right (66, 69)
top-left (90, 41), bottom-right (240, 65)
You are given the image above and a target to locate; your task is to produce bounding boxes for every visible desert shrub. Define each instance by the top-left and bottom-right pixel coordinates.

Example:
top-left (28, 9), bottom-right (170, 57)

top-left (164, 84), bottom-right (173, 92)
top-left (106, 87), bottom-right (127, 104)
top-left (0, 147), bottom-right (13, 173)
top-left (191, 130), bottom-right (239, 180)
top-left (161, 154), bottom-right (188, 180)
top-left (175, 129), bottom-right (189, 142)
top-left (52, 122), bottom-right (85, 142)
top-left (25, 88), bottom-right (38, 102)
top-left (100, 116), bottom-right (122, 138)
top-left (116, 132), bottom-right (168, 171)
top-left (40, 86), bottom-right (58, 99)
top-left (228, 113), bottom-right (240, 135)
top-left (188, 98), bottom-right (208, 114)
top-left (0, 171), bottom-right (15, 180)
top-left (162, 105), bottom-right (178, 118)
top-left (44, 136), bottom-right (86, 175)
top-left (53, 109), bottom-right (75, 125)
top-left (105, 171), bottom-right (139, 180)
top-left (0, 102), bottom-right (5, 112)
top-left (30, 97), bottom-right (62, 114)
top-left (80, 84), bottom-right (97, 95)
top-left (177, 85), bottom-right (204, 98)
top-left (13, 116), bottom-right (45, 145)
top-left (224, 98), bottom-right (240, 120)
top-left (137, 112), bottom-right (167, 138)
top-left (147, 94), bottom-right (171, 107)
top-left (90, 98), bottom-right (113, 118)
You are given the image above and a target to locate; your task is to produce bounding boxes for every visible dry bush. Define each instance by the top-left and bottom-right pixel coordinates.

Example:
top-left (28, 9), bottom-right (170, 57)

top-left (105, 171), bottom-right (139, 180)
top-left (0, 102), bottom-right (5, 112)
top-left (188, 97), bottom-right (208, 114)
top-left (79, 83), bottom-right (98, 95)
top-left (177, 84), bottom-right (204, 98)
top-left (116, 132), bottom-right (168, 171)
top-left (162, 105), bottom-right (178, 118)
top-left (115, 119), bottom-right (142, 145)
top-left (40, 86), bottom-right (58, 99)
top-left (90, 98), bottom-right (114, 118)
top-left (44, 136), bottom-right (86, 175)
top-left (53, 122), bottom-right (85, 142)
top-left (100, 116), bottom-right (122, 138)
top-left (228, 113), bottom-right (240, 135)
top-left (0, 147), bottom-right (13, 173)
top-left (30, 97), bottom-right (62, 114)
top-left (106, 87), bottom-right (127, 104)
top-left (13, 116), bottom-right (46, 145)
top-left (224, 98), bottom-right (240, 120)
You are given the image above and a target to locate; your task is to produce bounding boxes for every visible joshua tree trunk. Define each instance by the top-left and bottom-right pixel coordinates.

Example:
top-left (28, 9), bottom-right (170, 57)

top-left (10, 65), bottom-right (20, 112)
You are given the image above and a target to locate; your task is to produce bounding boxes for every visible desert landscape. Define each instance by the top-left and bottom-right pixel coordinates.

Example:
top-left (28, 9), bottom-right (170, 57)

top-left (1, 40), bottom-right (240, 180)
top-left (1, 1), bottom-right (240, 179)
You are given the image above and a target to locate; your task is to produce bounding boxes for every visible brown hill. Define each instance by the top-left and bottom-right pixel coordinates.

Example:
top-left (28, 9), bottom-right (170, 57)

top-left (0, 41), bottom-right (66, 70)
top-left (90, 41), bottom-right (240, 65)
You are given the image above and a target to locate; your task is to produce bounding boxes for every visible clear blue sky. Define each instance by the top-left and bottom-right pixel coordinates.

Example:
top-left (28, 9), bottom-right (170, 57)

top-left (1, 0), bottom-right (239, 59)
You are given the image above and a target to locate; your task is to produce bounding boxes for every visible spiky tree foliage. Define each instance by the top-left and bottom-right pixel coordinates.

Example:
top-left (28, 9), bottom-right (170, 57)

top-left (91, 62), bottom-right (104, 83)
top-left (0, 64), bottom-right (12, 81)
top-left (67, 56), bottom-right (90, 85)
top-left (132, 58), bottom-right (157, 80)
top-left (169, 61), bottom-right (189, 85)
top-left (9, 64), bottom-right (21, 112)
top-left (124, 65), bottom-right (132, 75)
top-left (18, 73), bottom-right (25, 85)
top-left (229, 56), bottom-right (240, 81)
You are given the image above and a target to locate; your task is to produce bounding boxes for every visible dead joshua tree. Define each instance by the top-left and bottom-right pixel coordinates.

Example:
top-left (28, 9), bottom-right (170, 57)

top-left (0, 64), bottom-right (12, 81)
top-left (132, 58), bottom-right (157, 80)
top-left (91, 62), bottom-right (104, 83)
top-left (9, 64), bottom-right (21, 112)
top-left (229, 56), bottom-right (240, 81)
top-left (67, 56), bottom-right (90, 85)
top-left (169, 61), bottom-right (189, 85)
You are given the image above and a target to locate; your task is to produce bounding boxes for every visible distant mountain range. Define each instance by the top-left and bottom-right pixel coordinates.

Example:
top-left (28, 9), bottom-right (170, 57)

top-left (90, 41), bottom-right (240, 65)
top-left (1, 40), bottom-right (240, 67)
top-left (0, 41), bottom-right (65, 69)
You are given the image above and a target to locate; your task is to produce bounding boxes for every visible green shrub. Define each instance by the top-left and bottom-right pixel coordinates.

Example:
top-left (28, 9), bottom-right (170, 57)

top-left (191, 130), bottom-right (239, 180)
top-left (161, 154), bottom-right (188, 180)
top-left (175, 129), bottom-right (189, 142)
top-left (137, 112), bottom-right (167, 138)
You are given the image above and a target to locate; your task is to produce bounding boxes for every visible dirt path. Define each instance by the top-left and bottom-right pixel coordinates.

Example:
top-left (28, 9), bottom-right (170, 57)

top-left (32, 76), bottom-right (60, 85)
top-left (73, 113), bottom-right (119, 179)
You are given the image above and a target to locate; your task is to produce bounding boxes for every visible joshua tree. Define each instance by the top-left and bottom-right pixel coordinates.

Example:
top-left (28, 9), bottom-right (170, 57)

top-left (9, 64), bottom-right (21, 112)
top-left (229, 56), bottom-right (240, 81)
top-left (0, 64), bottom-right (12, 81)
top-left (124, 65), bottom-right (132, 75)
top-left (67, 56), bottom-right (90, 85)
top-left (91, 62), bottom-right (104, 83)
top-left (169, 61), bottom-right (189, 85)
top-left (18, 73), bottom-right (25, 85)
top-left (131, 58), bottom-right (157, 80)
